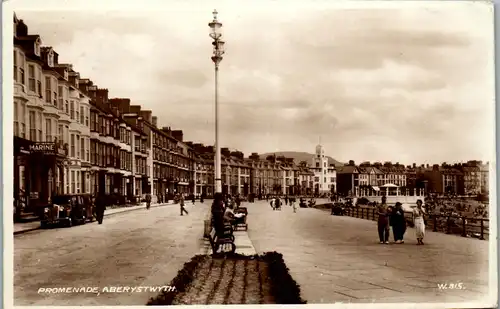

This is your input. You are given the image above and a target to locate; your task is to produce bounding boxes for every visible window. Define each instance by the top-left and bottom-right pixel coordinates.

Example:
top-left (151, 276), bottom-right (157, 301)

top-left (76, 171), bottom-right (82, 193)
top-left (70, 101), bottom-right (75, 120)
top-left (34, 39), bottom-right (41, 56)
top-left (86, 138), bottom-right (90, 162)
top-left (324, 177), bottom-right (327, 183)
top-left (70, 134), bottom-right (75, 157)
top-left (58, 125), bottom-right (63, 142)
top-left (65, 125), bottom-right (69, 145)
top-left (14, 102), bottom-right (19, 136)
top-left (314, 176), bottom-right (319, 182)
top-left (331, 177), bottom-right (335, 182)
top-left (76, 104), bottom-right (80, 124)
top-left (76, 135), bottom-right (80, 159)
top-left (71, 171), bottom-right (75, 194)
top-left (80, 106), bottom-right (85, 124)
top-left (48, 52), bottom-right (54, 67)
top-left (45, 77), bottom-right (51, 103)
top-left (65, 99), bottom-right (69, 114)
top-left (80, 137), bottom-right (85, 161)
top-left (19, 54), bottom-right (25, 85)
top-left (85, 108), bottom-right (89, 126)
top-left (58, 86), bottom-right (63, 109)
top-left (28, 65), bottom-right (35, 92)
top-left (13, 51), bottom-right (17, 82)
top-left (90, 111), bottom-right (96, 131)
top-left (45, 119), bottom-right (52, 142)
top-left (37, 112), bottom-right (42, 142)
top-left (37, 70), bottom-right (42, 97)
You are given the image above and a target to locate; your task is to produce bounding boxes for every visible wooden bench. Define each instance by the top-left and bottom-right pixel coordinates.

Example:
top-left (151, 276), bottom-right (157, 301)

top-left (208, 228), bottom-right (236, 254)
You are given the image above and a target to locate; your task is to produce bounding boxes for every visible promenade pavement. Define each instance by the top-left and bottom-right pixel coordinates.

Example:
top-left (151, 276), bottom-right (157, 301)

top-left (14, 201), bottom-right (210, 306)
top-left (246, 200), bottom-right (493, 304)
top-left (13, 201), bottom-right (176, 235)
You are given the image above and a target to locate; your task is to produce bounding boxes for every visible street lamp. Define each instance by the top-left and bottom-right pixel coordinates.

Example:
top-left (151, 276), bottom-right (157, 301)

top-left (209, 9), bottom-right (225, 194)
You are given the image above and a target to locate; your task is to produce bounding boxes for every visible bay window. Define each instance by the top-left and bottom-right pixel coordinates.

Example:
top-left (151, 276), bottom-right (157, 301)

top-left (58, 124), bottom-right (63, 142)
top-left (13, 51), bottom-right (17, 82)
top-left (70, 134), bottom-right (75, 157)
top-left (28, 111), bottom-right (35, 140)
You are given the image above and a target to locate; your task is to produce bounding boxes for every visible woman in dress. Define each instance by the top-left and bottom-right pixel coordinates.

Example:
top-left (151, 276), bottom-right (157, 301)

top-left (413, 199), bottom-right (426, 245)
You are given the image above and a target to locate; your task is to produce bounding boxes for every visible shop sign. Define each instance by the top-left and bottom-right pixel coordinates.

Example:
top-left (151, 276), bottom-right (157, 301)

top-left (28, 141), bottom-right (68, 156)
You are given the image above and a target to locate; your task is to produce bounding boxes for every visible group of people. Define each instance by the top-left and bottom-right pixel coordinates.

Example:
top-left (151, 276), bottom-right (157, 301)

top-left (376, 196), bottom-right (426, 245)
top-left (211, 193), bottom-right (247, 236)
top-left (269, 196), bottom-right (298, 212)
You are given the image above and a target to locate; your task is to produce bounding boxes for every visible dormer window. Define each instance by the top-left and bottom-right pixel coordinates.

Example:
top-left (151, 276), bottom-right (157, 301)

top-left (34, 38), bottom-right (41, 57)
top-left (64, 70), bottom-right (68, 80)
top-left (48, 50), bottom-right (54, 67)
top-left (75, 78), bottom-right (79, 88)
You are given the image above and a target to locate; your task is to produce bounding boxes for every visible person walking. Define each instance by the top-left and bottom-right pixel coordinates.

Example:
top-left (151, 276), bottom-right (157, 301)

top-left (292, 197), bottom-right (297, 213)
top-left (377, 196), bottom-right (390, 244)
top-left (200, 192), bottom-right (205, 203)
top-left (145, 193), bottom-right (152, 210)
top-left (192, 194), bottom-right (196, 205)
top-left (95, 193), bottom-right (106, 225)
top-left (285, 195), bottom-right (289, 206)
top-left (413, 199), bottom-right (426, 245)
top-left (391, 202), bottom-right (407, 243)
top-left (180, 194), bottom-right (189, 216)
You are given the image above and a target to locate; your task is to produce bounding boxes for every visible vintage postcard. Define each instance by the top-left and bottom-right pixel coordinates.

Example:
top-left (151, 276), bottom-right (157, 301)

top-left (4, 0), bottom-right (497, 308)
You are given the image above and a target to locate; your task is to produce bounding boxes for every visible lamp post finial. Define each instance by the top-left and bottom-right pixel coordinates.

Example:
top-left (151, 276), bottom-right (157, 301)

top-left (213, 9), bottom-right (218, 21)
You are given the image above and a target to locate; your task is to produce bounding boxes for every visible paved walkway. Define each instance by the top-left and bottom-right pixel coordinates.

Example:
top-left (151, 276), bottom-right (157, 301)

top-left (14, 201), bottom-right (210, 306)
top-left (14, 202), bottom-right (175, 235)
top-left (246, 201), bottom-right (493, 305)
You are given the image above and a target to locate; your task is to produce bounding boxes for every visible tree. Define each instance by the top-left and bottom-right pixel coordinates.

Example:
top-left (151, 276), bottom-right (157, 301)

top-left (348, 160), bottom-right (355, 166)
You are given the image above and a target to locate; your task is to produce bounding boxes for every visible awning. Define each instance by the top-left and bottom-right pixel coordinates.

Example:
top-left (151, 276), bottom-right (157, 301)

top-left (372, 186), bottom-right (380, 191)
top-left (381, 183), bottom-right (398, 188)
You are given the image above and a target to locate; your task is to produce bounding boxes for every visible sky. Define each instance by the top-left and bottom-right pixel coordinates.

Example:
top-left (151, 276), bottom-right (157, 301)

top-left (12, 0), bottom-right (495, 165)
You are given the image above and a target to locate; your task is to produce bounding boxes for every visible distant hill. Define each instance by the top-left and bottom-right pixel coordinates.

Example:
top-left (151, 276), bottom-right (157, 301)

top-left (258, 151), bottom-right (344, 167)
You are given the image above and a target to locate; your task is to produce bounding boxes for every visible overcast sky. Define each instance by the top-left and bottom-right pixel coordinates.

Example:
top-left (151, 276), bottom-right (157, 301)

top-left (13, 0), bottom-right (495, 164)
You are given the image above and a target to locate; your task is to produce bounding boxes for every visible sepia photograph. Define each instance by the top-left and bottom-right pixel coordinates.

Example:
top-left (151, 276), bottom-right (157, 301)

top-left (4, 0), bottom-right (497, 307)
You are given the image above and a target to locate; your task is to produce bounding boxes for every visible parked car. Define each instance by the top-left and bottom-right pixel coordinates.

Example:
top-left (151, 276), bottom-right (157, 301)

top-left (41, 194), bottom-right (93, 228)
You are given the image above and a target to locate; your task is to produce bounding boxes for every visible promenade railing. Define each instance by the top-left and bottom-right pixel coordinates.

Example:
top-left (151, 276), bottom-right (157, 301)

top-left (342, 206), bottom-right (489, 240)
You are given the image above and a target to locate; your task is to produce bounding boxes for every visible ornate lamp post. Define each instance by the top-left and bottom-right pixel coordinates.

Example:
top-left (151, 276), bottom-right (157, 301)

top-left (209, 10), bottom-right (225, 194)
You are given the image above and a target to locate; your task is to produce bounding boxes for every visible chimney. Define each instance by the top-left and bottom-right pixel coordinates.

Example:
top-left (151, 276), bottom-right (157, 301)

top-left (139, 110), bottom-right (152, 123)
top-left (413, 163), bottom-right (416, 168)
top-left (171, 130), bottom-right (183, 142)
top-left (17, 20), bottom-right (28, 37)
top-left (426, 164), bottom-right (430, 168)
top-left (96, 88), bottom-right (109, 104)
top-left (130, 105), bottom-right (141, 114)
top-left (109, 98), bottom-right (131, 114)
top-left (152, 116), bottom-right (157, 127)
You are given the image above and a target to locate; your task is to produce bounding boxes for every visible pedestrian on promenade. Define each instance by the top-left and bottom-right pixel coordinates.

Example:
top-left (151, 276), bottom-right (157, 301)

top-left (292, 198), bottom-right (297, 213)
top-left (200, 192), bottom-right (205, 203)
top-left (377, 196), bottom-right (390, 244)
top-left (95, 193), bottom-right (106, 225)
top-left (285, 195), bottom-right (289, 206)
top-left (413, 199), bottom-right (426, 245)
top-left (145, 193), bottom-right (152, 210)
top-left (270, 198), bottom-right (275, 210)
top-left (180, 194), bottom-right (189, 216)
top-left (391, 202), bottom-right (407, 243)
top-left (192, 194), bottom-right (196, 205)
top-left (211, 193), bottom-right (225, 235)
